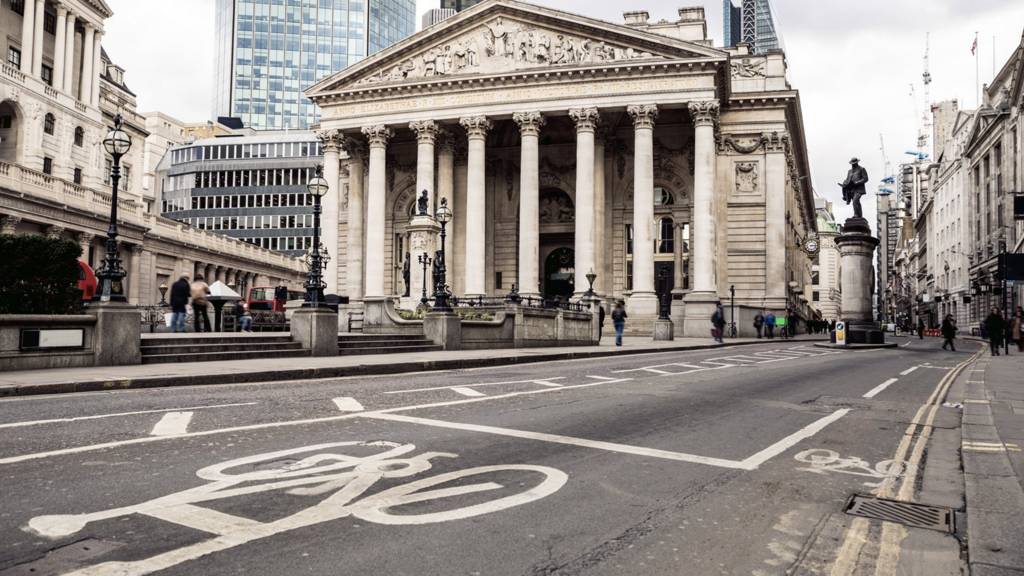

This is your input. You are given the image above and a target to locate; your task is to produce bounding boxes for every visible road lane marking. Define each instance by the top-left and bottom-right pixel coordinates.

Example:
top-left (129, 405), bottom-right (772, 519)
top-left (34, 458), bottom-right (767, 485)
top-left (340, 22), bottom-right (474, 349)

top-left (532, 380), bottom-right (564, 388)
top-left (450, 387), bottom-right (486, 397)
top-left (963, 399), bottom-right (990, 404)
top-left (863, 378), bottom-right (899, 399)
top-left (332, 397), bottom-right (364, 412)
top-left (385, 377), bottom-right (566, 394)
top-left (361, 412), bottom-right (750, 470)
top-left (0, 402), bottom-right (258, 430)
top-left (586, 375), bottom-right (618, 381)
top-left (150, 412), bottom-right (194, 436)
top-left (899, 366), bottom-right (919, 376)
top-left (962, 441), bottom-right (1021, 453)
top-left (739, 410), bottom-right (851, 469)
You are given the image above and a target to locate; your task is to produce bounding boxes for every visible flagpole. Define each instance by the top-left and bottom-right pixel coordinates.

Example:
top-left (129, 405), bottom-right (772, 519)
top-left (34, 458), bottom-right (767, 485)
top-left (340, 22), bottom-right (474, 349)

top-left (975, 32), bottom-right (980, 108)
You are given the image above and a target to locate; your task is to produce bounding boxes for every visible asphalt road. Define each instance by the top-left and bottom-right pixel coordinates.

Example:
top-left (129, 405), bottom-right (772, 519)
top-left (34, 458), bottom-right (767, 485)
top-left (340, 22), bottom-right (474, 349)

top-left (0, 338), bottom-right (983, 575)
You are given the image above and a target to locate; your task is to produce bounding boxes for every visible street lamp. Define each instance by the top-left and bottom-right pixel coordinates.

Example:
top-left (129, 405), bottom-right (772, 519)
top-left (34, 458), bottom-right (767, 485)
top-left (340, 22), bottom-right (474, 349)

top-left (418, 252), bottom-right (432, 307)
top-left (302, 164), bottom-right (329, 308)
top-left (584, 269), bottom-right (597, 298)
top-left (158, 282), bottom-right (168, 307)
top-left (93, 113), bottom-right (132, 303)
top-left (432, 197), bottom-right (453, 312)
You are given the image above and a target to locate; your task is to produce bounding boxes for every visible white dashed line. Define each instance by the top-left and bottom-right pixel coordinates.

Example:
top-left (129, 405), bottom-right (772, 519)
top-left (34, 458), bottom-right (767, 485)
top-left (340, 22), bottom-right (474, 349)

top-left (149, 412), bottom-right (194, 436)
top-left (332, 397), bottom-right (365, 412)
top-left (863, 378), bottom-right (899, 399)
top-left (450, 387), bottom-right (486, 397)
top-left (899, 366), bottom-right (919, 376)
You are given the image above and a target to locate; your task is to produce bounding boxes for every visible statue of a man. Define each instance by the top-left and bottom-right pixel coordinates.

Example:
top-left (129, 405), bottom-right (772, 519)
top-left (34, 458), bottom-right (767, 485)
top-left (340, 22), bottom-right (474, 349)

top-left (839, 157), bottom-right (869, 219)
top-left (402, 251), bottom-right (411, 297)
top-left (417, 190), bottom-right (429, 216)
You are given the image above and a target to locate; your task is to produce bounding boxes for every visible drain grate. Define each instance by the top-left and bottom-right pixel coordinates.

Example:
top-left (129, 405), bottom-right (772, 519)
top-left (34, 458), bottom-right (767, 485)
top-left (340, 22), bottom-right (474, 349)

top-left (844, 494), bottom-right (954, 533)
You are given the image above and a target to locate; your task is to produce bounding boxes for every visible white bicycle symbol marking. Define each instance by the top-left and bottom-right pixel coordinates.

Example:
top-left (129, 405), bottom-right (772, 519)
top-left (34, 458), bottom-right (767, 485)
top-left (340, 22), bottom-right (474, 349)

top-left (793, 448), bottom-right (906, 494)
top-left (27, 441), bottom-right (567, 576)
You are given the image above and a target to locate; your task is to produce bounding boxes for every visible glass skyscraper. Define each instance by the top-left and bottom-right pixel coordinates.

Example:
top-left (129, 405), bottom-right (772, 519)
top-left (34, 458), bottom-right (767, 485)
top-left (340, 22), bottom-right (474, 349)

top-left (441, 0), bottom-right (484, 11)
top-left (213, 0), bottom-right (416, 131)
top-left (721, 0), bottom-right (782, 54)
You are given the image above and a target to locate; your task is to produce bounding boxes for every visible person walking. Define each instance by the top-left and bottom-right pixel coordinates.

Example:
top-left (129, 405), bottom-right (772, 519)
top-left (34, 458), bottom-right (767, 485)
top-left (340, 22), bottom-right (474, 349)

top-left (753, 311), bottom-right (764, 339)
top-left (764, 311), bottom-right (776, 339)
top-left (711, 303), bottom-right (726, 343)
top-left (917, 318), bottom-right (925, 340)
top-left (169, 275), bottom-right (191, 333)
top-left (787, 311), bottom-right (799, 338)
top-left (611, 300), bottom-right (627, 347)
top-left (598, 304), bottom-right (606, 341)
top-left (984, 308), bottom-right (1005, 356)
top-left (940, 314), bottom-right (957, 352)
top-left (1011, 306), bottom-right (1023, 353)
top-left (190, 274), bottom-right (212, 333)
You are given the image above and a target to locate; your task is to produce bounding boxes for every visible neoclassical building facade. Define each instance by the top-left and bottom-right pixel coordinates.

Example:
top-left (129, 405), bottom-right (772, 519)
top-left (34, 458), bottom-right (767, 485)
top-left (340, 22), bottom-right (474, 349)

top-left (307, 0), bottom-right (816, 335)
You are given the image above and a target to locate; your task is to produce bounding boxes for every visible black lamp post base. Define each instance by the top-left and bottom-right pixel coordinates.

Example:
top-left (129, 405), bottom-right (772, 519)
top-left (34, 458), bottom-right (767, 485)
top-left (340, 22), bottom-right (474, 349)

top-left (93, 275), bottom-right (128, 304)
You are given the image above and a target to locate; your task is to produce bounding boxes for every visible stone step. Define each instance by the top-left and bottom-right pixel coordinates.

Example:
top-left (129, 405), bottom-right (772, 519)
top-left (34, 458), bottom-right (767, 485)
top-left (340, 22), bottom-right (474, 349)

top-left (337, 334), bottom-right (427, 342)
top-left (141, 342), bottom-right (305, 356)
top-left (141, 348), bottom-right (311, 365)
top-left (338, 345), bottom-right (443, 356)
top-left (141, 335), bottom-right (293, 347)
top-left (337, 339), bottom-right (436, 349)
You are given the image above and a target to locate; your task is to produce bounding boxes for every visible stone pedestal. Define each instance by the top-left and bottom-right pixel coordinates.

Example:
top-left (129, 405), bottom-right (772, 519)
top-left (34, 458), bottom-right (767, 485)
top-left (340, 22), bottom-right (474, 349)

top-left (653, 319), bottom-right (674, 341)
top-left (338, 302), bottom-right (364, 333)
top-left (424, 312), bottom-right (461, 350)
top-left (402, 215), bottom-right (440, 311)
top-left (290, 307), bottom-right (339, 357)
top-left (681, 291), bottom-right (719, 338)
top-left (89, 302), bottom-right (141, 366)
top-left (834, 217), bottom-right (886, 346)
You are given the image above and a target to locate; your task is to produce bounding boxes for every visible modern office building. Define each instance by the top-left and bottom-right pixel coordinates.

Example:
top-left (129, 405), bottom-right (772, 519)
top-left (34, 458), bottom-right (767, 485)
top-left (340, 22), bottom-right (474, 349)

top-left (422, 8), bottom-right (457, 29)
top-left (212, 0), bottom-right (417, 131)
top-left (157, 132), bottom-right (323, 258)
top-left (441, 0), bottom-right (485, 11)
top-left (722, 0), bottom-right (782, 54)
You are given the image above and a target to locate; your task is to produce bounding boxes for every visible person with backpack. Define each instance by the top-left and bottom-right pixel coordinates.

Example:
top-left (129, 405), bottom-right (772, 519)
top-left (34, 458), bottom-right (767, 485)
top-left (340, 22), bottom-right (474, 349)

top-left (753, 311), bottom-right (764, 339)
top-left (611, 300), bottom-right (627, 347)
top-left (764, 311), bottom-right (776, 339)
top-left (711, 303), bottom-right (726, 343)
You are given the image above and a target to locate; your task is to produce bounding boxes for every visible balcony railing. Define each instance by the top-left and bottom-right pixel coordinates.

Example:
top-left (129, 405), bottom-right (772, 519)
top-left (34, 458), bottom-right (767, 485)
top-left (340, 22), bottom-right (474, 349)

top-left (1, 62), bottom-right (25, 84)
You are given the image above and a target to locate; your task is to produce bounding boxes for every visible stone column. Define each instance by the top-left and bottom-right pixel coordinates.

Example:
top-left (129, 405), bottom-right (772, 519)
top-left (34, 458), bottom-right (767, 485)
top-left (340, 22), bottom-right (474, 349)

top-left (513, 112), bottom-right (544, 297)
top-left (452, 145), bottom-right (468, 295)
top-left (77, 231), bottom-right (93, 264)
top-left (459, 115), bottom-right (491, 298)
top-left (31, 0), bottom-right (44, 77)
top-left (437, 130), bottom-right (456, 280)
top-left (362, 125), bottom-right (392, 298)
top-left (90, 31), bottom-right (103, 107)
top-left (682, 100), bottom-right (721, 337)
top-left (62, 13), bottom-right (76, 92)
top-left (318, 129), bottom-right (341, 295)
top-left (45, 225), bottom-right (65, 240)
top-left (626, 104), bottom-right (658, 317)
top-left (1, 215), bottom-right (23, 235)
top-left (129, 244), bottom-right (143, 305)
top-left (342, 137), bottom-right (366, 301)
top-left (593, 128), bottom-right (608, 295)
top-left (410, 120), bottom-right (439, 214)
top-left (80, 25), bottom-right (95, 103)
top-left (53, 6), bottom-right (68, 91)
top-left (19, 0), bottom-right (35, 73)
top-left (570, 107), bottom-right (599, 298)
top-left (764, 132), bottom-right (788, 312)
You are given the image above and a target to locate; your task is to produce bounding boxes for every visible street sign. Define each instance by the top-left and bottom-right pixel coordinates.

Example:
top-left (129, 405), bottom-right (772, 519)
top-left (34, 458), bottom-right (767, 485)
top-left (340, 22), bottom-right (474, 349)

top-left (835, 321), bottom-right (847, 346)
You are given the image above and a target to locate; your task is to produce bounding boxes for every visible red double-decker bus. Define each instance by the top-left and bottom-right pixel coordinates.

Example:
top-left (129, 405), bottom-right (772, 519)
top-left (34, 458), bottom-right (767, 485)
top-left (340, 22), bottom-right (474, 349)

top-left (246, 286), bottom-right (302, 312)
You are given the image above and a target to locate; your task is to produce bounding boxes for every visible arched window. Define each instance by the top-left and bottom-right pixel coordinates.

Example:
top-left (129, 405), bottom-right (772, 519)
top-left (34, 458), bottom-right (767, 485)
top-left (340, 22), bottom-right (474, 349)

top-left (74, 126), bottom-right (84, 147)
top-left (654, 186), bottom-right (674, 206)
top-left (657, 217), bottom-right (674, 254)
top-left (43, 113), bottom-right (55, 135)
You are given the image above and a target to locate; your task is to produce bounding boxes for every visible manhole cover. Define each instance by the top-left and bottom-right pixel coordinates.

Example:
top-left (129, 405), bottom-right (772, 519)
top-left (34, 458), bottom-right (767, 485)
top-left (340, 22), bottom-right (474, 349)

top-left (844, 494), bottom-right (954, 533)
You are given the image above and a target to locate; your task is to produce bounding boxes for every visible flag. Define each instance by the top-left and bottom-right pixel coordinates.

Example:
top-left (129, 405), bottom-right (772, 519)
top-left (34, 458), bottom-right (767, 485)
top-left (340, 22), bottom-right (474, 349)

top-left (971, 35), bottom-right (977, 55)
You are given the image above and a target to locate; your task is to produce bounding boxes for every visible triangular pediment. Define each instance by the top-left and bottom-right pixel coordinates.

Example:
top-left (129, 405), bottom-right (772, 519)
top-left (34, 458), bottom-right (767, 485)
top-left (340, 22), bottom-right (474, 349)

top-left (307, 0), bottom-right (726, 96)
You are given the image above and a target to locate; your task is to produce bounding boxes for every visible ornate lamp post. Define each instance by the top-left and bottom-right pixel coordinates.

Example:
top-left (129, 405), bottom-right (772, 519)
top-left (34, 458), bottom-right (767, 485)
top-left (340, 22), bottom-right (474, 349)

top-left (584, 269), bottom-right (597, 298)
top-left (93, 114), bottom-right (132, 303)
top-left (158, 283), bottom-right (169, 307)
top-left (302, 165), bottom-right (329, 308)
top-left (418, 252), bottom-right (432, 307)
top-left (432, 198), bottom-right (453, 312)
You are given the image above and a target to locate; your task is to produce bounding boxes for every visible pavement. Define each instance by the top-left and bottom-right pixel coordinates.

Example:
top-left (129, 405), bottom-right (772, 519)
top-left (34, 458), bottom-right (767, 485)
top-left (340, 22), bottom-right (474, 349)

top-left (0, 334), bottom-right (826, 397)
top-left (957, 342), bottom-right (1024, 576)
top-left (0, 336), bottom-right (1002, 575)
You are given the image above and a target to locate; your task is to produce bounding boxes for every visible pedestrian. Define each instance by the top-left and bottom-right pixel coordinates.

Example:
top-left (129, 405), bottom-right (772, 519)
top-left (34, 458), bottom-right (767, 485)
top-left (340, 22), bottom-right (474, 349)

top-left (764, 311), bottom-right (776, 339)
top-left (234, 300), bottom-right (253, 332)
top-left (169, 275), bottom-right (190, 333)
top-left (788, 311), bottom-right (799, 338)
top-left (753, 311), bottom-right (764, 339)
top-left (940, 314), bottom-right (957, 352)
top-left (917, 318), bottom-right (925, 340)
top-left (777, 312), bottom-right (788, 339)
top-left (1012, 306), bottom-right (1023, 353)
top-left (598, 304), bottom-right (606, 341)
top-left (711, 303), bottom-right (726, 343)
top-left (611, 300), bottom-right (627, 347)
top-left (984, 307), bottom-right (1004, 356)
top-left (190, 274), bottom-right (212, 333)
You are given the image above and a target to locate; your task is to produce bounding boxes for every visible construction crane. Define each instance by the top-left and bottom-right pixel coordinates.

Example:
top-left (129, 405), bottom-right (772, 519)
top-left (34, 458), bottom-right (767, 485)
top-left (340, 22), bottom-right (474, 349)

top-left (878, 134), bottom-right (895, 195)
top-left (921, 33), bottom-right (933, 156)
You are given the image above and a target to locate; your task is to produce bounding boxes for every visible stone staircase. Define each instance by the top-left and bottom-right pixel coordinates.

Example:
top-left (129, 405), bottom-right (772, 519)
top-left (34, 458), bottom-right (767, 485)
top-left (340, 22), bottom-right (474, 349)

top-left (338, 334), bottom-right (442, 356)
top-left (140, 335), bottom-right (311, 365)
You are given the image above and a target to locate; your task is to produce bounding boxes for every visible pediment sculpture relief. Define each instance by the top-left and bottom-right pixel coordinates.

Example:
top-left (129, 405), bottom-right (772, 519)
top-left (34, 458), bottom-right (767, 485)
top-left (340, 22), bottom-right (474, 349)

top-left (356, 17), bottom-right (660, 86)
top-left (539, 189), bottom-right (575, 224)
top-left (730, 58), bottom-right (765, 78)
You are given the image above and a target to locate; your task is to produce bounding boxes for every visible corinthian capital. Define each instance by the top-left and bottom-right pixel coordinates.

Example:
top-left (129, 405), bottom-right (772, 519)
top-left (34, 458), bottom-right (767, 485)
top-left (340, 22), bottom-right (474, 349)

top-left (627, 104), bottom-right (658, 129)
top-left (568, 107), bottom-right (601, 132)
top-left (409, 120), bottom-right (440, 144)
top-left (459, 115), bottom-right (492, 139)
top-left (316, 129), bottom-right (342, 152)
top-left (513, 112), bottom-right (546, 137)
top-left (341, 135), bottom-right (367, 159)
top-left (361, 125), bottom-right (393, 148)
top-left (688, 100), bottom-right (720, 127)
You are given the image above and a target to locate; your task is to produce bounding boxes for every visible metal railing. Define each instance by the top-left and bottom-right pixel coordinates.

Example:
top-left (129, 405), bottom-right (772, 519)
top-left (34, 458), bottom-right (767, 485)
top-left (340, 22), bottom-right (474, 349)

top-left (449, 294), bottom-right (589, 313)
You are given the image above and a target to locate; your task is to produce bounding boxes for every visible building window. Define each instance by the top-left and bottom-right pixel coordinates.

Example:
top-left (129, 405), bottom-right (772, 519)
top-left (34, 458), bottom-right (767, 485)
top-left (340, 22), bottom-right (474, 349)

top-left (812, 291), bottom-right (820, 302)
top-left (625, 224), bottom-right (634, 255)
top-left (43, 10), bottom-right (56, 34)
top-left (0, 115), bottom-right (10, 129)
top-left (654, 187), bottom-right (675, 206)
top-left (41, 63), bottom-right (52, 86)
top-left (74, 126), bottom-right (84, 146)
top-left (43, 113), bottom-right (55, 135)
top-left (42, 156), bottom-right (52, 174)
top-left (104, 158), bottom-right (112, 184)
top-left (657, 217), bottom-right (674, 254)
top-left (6, 46), bottom-right (21, 68)
top-left (9, 0), bottom-right (25, 15)
top-left (122, 165), bottom-right (131, 191)
top-left (73, 167), bottom-right (82, 184)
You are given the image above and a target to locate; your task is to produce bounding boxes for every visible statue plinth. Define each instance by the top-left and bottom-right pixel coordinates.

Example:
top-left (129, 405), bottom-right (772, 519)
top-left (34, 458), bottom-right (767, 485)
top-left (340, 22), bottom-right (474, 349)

top-left (832, 217), bottom-right (889, 346)
top-left (402, 215), bottom-right (441, 311)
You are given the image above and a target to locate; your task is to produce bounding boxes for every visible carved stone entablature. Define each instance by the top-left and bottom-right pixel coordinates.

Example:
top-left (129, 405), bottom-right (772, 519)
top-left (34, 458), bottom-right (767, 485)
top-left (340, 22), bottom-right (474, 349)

top-left (687, 100), bottom-right (719, 128)
top-left (361, 125), bottom-right (393, 148)
top-left (730, 58), bottom-right (765, 78)
top-left (513, 111), bottom-right (546, 136)
top-left (409, 120), bottom-right (439, 143)
top-left (763, 131), bottom-right (786, 154)
top-left (716, 133), bottom-right (765, 155)
top-left (354, 17), bottom-right (663, 87)
top-left (460, 115), bottom-right (492, 139)
top-left (568, 107), bottom-right (600, 132)
top-left (627, 104), bottom-right (658, 129)
top-left (735, 161), bottom-right (759, 195)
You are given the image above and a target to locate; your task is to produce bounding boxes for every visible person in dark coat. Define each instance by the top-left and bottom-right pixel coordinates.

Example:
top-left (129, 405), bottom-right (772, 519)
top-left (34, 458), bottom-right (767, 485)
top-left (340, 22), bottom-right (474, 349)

top-left (611, 300), bottom-right (627, 346)
top-left (985, 308), bottom-right (1005, 356)
top-left (940, 314), bottom-right (957, 351)
top-left (169, 275), bottom-right (191, 333)
top-left (917, 318), bottom-right (925, 340)
top-left (711, 303), bottom-right (726, 343)
top-left (753, 312), bottom-right (764, 339)
top-left (598, 304), bottom-right (606, 340)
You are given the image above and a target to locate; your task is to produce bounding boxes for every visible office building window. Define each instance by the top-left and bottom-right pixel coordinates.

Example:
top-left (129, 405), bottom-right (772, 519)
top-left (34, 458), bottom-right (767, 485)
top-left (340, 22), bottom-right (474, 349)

top-left (42, 156), bottom-right (53, 174)
top-left (43, 10), bottom-right (56, 34)
top-left (73, 167), bottom-right (82, 185)
top-left (41, 64), bottom-right (52, 86)
top-left (9, 0), bottom-right (25, 15)
top-left (43, 113), bottom-right (55, 135)
top-left (6, 47), bottom-right (21, 68)
top-left (74, 126), bottom-right (84, 146)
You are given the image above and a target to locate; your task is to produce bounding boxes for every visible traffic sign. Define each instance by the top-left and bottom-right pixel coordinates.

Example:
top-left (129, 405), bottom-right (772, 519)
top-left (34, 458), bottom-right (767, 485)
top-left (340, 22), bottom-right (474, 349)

top-left (835, 321), bottom-right (846, 346)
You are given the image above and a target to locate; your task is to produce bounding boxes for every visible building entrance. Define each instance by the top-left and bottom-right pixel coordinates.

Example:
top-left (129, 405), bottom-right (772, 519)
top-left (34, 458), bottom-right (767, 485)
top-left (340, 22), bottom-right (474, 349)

top-left (544, 247), bottom-right (575, 300)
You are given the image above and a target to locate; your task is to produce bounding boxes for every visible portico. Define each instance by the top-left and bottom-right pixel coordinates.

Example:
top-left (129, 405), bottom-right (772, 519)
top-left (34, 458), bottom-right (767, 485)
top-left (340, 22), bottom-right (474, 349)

top-left (307, 0), bottom-right (816, 336)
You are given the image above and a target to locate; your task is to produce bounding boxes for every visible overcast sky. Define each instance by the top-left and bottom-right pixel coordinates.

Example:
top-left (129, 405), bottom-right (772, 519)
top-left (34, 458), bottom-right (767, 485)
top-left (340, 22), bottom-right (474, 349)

top-left (103, 0), bottom-right (1024, 229)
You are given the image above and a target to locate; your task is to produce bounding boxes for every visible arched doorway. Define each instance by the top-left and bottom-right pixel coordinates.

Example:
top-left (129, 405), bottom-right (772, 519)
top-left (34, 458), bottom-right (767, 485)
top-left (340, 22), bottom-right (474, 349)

top-left (0, 100), bottom-right (20, 164)
top-left (544, 247), bottom-right (575, 299)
